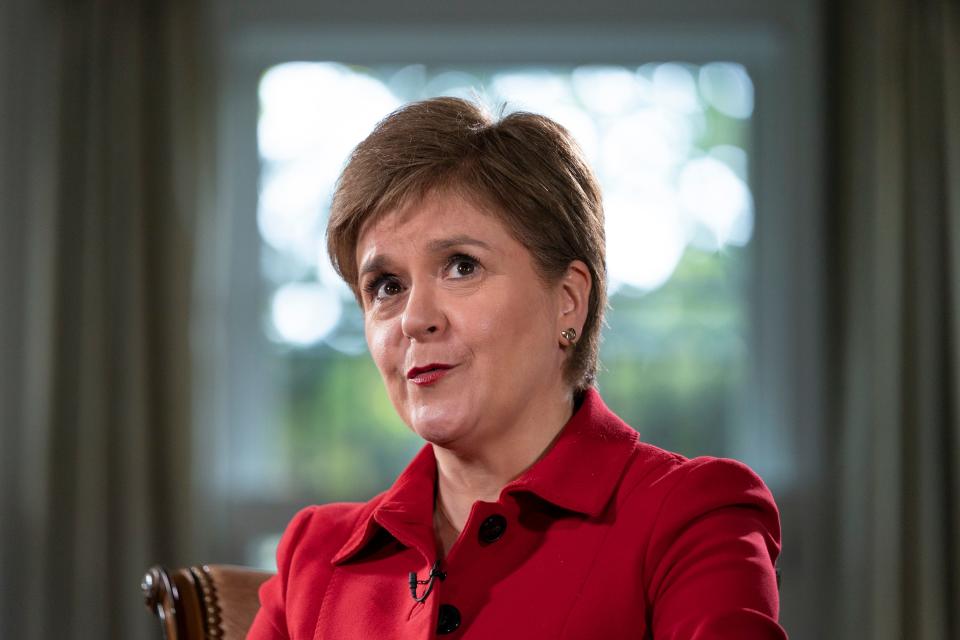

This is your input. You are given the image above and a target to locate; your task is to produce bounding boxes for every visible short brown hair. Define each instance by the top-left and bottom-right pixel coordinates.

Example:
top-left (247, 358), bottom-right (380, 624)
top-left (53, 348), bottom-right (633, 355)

top-left (327, 97), bottom-right (606, 391)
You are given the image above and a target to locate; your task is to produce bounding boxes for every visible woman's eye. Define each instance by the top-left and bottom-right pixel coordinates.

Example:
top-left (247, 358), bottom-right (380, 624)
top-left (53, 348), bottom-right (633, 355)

top-left (364, 276), bottom-right (403, 302)
top-left (379, 280), bottom-right (403, 297)
top-left (445, 255), bottom-right (479, 279)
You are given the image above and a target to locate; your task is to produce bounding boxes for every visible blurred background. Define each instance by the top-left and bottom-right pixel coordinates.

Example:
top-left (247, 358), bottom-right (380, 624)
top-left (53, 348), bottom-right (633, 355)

top-left (1, 0), bottom-right (957, 638)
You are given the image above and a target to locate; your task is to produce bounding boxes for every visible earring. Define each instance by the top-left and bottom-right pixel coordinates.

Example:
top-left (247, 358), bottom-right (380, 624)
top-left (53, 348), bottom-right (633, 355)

top-left (560, 328), bottom-right (577, 343)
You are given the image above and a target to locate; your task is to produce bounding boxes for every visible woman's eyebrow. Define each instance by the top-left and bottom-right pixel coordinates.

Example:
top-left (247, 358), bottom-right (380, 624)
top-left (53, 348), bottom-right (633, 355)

top-left (425, 236), bottom-right (492, 253)
top-left (358, 236), bottom-right (492, 278)
top-left (358, 254), bottom-right (391, 279)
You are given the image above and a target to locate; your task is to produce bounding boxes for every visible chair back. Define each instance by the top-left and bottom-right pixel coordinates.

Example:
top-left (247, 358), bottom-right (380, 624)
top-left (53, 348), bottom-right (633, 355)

top-left (142, 564), bottom-right (273, 640)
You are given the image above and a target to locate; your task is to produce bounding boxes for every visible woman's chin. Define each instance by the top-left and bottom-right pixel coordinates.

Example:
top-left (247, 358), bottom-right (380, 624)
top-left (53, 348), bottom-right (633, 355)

top-left (406, 406), bottom-right (474, 447)
top-left (410, 420), bottom-right (465, 447)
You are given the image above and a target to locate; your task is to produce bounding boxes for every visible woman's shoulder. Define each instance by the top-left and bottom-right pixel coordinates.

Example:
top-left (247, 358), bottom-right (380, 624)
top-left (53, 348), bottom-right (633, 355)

top-left (281, 501), bottom-right (365, 537)
top-left (249, 496), bottom-right (392, 638)
top-left (586, 391), bottom-right (776, 511)
top-left (618, 442), bottom-right (781, 542)
top-left (285, 500), bottom-right (375, 529)
top-left (274, 494), bottom-right (388, 569)
top-left (624, 440), bottom-right (774, 500)
top-left (615, 445), bottom-right (783, 635)
top-left (619, 441), bottom-right (782, 559)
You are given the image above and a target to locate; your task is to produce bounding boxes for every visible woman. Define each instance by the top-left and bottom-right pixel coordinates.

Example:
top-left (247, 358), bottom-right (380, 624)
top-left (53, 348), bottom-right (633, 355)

top-left (247, 97), bottom-right (786, 639)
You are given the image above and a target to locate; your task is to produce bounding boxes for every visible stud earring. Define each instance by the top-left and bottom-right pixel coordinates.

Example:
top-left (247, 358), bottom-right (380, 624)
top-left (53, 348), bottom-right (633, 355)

top-left (560, 328), bottom-right (577, 343)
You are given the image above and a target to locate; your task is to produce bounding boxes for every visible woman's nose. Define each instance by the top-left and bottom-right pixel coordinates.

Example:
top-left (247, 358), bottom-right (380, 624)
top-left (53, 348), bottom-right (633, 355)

top-left (400, 284), bottom-right (445, 340)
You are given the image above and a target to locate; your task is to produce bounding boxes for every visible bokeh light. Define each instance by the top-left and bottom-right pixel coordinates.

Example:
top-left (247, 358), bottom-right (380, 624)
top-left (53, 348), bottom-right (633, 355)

top-left (605, 187), bottom-right (688, 292)
top-left (698, 62), bottom-right (754, 119)
top-left (572, 65), bottom-right (644, 116)
top-left (490, 70), bottom-right (572, 111)
top-left (651, 63), bottom-right (701, 114)
top-left (678, 156), bottom-right (754, 250)
top-left (270, 282), bottom-right (342, 346)
top-left (257, 61), bottom-right (754, 350)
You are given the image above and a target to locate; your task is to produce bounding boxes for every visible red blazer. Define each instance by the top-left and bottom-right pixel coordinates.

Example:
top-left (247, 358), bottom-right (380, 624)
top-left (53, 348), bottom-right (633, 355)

top-left (248, 389), bottom-right (786, 639)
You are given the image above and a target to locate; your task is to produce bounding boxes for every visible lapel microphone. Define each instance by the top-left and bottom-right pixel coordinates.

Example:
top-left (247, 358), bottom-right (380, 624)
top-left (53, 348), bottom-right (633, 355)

top-left (409, 560), bottom-right (446, 603)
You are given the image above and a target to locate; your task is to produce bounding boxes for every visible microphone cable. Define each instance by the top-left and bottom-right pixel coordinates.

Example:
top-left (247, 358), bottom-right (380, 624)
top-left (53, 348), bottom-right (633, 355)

top-left (409, 560), bottom-right (446, 603)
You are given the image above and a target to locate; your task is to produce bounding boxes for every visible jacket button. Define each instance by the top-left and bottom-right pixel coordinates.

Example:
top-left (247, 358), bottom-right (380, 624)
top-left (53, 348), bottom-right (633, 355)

top-left (478, 514), bottom-right (507, 544)
top-left (437, 604), bottom-right (461, 634)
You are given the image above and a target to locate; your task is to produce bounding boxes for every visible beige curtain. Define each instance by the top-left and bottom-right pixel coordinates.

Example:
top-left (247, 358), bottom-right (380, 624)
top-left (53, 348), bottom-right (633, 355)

top-left (0, 0), bottom-right (212, 638)
top-left (832, 0), bottom-right (960, 637)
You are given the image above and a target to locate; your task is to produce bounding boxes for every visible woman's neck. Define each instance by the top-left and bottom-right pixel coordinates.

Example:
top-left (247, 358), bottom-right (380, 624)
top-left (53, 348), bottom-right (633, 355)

top-left (432, 387), bottom-right (575, 550)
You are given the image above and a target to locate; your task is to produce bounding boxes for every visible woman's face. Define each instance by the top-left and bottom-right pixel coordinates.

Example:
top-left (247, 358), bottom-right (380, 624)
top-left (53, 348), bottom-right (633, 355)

top-left (356, 190), bottom-right (574, 450)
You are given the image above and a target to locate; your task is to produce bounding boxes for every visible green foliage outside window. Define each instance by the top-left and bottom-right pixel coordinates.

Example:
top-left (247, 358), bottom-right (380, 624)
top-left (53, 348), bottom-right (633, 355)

top-left (257, 62), bottom-right (754, 502)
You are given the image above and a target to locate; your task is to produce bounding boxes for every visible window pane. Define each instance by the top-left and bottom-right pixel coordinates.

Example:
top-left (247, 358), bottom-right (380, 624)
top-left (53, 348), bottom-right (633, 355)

top-left (255, 61), bottom-right (754, 504)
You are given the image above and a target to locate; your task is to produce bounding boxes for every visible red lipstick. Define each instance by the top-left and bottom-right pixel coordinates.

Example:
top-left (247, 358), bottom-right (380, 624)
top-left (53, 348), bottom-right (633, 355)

top-left (407, 363), bottom-right (454, 386)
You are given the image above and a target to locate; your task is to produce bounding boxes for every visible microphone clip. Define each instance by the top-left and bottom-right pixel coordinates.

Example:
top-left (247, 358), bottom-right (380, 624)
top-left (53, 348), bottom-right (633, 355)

top-left (408, 560), bottom-right (446, 603)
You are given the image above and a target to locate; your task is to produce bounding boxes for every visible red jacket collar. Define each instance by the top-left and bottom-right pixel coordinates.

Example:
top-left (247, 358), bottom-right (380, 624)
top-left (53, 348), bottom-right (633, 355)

top-left (331, 388), bottom-right (638, 565)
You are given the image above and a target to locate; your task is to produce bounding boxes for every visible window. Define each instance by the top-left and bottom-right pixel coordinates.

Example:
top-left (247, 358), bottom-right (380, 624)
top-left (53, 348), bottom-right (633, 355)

top-left (255, 60), bottom-right (756, 501)
top-left (207, 9), bottom-right (824, 635)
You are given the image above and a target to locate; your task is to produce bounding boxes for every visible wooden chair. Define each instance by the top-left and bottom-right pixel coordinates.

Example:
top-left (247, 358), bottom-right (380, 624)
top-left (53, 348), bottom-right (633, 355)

top-left (142, 565), bottom-right (273, 640)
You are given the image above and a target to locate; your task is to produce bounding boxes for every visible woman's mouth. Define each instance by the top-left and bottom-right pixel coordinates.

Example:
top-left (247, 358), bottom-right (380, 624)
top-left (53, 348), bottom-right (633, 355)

top-left (406, 364), bottom-right (455, 386)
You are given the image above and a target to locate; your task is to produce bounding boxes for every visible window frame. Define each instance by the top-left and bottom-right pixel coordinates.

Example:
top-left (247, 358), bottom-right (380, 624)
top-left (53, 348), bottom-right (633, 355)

top-left (201, 3), bottom-right (826, 635)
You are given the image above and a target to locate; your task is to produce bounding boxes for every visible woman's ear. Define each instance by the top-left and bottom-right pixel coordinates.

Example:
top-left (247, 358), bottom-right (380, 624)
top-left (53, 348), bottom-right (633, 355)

top-left (557, 260), bottom-right (592, 341)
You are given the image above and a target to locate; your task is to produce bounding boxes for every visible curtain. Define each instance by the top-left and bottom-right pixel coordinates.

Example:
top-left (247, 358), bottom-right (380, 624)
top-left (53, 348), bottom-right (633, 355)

top-left (0, 1), bottom-right (212, 638)
top-left (831, 0), bottom-right (960, 638)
